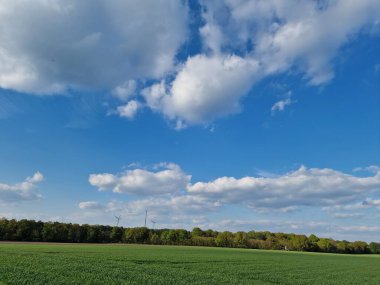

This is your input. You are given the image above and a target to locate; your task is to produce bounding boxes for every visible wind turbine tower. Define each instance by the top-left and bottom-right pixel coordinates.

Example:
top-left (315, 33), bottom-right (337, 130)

top-left (114, 215), bottom-right (121, 227)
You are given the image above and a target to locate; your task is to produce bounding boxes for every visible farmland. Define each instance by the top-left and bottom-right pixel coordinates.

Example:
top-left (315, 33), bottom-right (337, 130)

top-left (0, 243), bottom-right (379, 284)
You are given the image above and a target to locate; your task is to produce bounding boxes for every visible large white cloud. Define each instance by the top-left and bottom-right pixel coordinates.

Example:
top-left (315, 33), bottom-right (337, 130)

top-left (81, 195), bottom-right (219, 215)
top-left (188, 166), bottom-right (380, 211)
top-left (142, 54), bottom-right (260, 126)
top-left (89, 163), bottom-right (190, 195)
top-left (76, 198), bottom-right (380, 240)
top-left (126, 195), bottom-right (219, 214)
top-left (88, 163), bottom-right (380, 212)
top-left (81, 164), bottom-right (380, 239)
top-left (0, 0), bottom-right (188, 94)
top-left (2, 0), bottom-right (379, 126)
top-left (202, 0), bottom-right (380, 84)
top-left (137, 0), bottom-right (380, 126)
top-left (0, 172), bottom-right (44, 202)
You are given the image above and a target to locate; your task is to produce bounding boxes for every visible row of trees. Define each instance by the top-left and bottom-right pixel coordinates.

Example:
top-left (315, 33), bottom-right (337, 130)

top-left (1, 218), bottom-right (379, 254)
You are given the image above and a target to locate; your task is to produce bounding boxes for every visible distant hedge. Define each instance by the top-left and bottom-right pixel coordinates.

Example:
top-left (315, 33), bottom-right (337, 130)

top-left (1, 218), bottom-right (379, 254)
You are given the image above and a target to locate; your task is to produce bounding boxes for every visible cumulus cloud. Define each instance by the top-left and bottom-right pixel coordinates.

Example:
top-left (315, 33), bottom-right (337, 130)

top-left (0, 172), bottom-right (44, 202)
top-left (26, 172), bottom-right (44, 183)
top-left (199, 15), bottom-right (224, 54)
top-left (353, 165), bottom-right (380, 173)
top-left (0, 0), bottom-right (188, 94)
top-left (112, 80), bottom-right (137, 102)
top-left (88, 163), bottom-right (380, 213)
top-left (2, 1), bottom-right (379, 126)
top-left (135, 0), bottom-right (380, 126)
top-left (203, 0), bottom-right (380, 84)
top-left (142, 54), bottom-right (260, 126)
top-left (129, 195), bottom-right (220, 214)
top-left (188, 166), bottom-right (380, 211)
top-left (116, 100), bottom-right (141, 119)
top-left (110, 195), bottom-right (219, 216)
top-left (80, 164), bottom-right (380, 240)
top-left (76, 199), bottom-right (380, 238)
top-left (89, 163), bottom-right (190, 195)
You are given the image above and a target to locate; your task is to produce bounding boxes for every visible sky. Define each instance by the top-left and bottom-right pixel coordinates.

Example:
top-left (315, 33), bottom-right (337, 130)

top-left (0, 0), bottom-right (379, 242)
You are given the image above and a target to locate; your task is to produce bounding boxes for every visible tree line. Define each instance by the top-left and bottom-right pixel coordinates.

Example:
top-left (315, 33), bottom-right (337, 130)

top-left (0, 218), bottom-right (379, 254)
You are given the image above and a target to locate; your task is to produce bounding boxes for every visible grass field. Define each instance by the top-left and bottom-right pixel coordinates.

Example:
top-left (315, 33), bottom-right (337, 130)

top-left (0, 243), bottom-right (379, 284)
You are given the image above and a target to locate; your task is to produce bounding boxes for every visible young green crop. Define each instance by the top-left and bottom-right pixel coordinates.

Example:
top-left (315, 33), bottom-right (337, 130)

top-left (0, 243), bottom-right (379, 284)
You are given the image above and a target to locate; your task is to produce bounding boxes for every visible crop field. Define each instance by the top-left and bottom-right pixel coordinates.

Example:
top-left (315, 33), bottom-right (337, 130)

top-left (0, 243), bottom-right (379, 285)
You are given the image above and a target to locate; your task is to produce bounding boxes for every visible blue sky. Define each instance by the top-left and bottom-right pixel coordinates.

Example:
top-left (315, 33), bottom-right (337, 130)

top-left (0, 0), bottom-right (379, 242)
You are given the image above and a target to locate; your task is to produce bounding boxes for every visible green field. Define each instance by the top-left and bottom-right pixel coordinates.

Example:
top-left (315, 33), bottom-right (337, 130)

top-left (0, 243), bottom-right (379, 284)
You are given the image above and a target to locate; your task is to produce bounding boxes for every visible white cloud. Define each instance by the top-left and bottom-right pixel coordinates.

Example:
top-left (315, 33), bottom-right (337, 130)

top-left (323, 202), bottom-right (369, 212)
top-left (203, 0), bottom-right (380, 84)
top-left (80, 163), bottom-right (380, 240)
top-left (77, 195), bottom-right (220, 229)
top-left (89, 163), bottom-right (190, 195)
top-left (1, 0), bottom-right (379, 126)
top-left (112, 80), bottom-right (137, 102)
top-left (271, 98), bottom-right (292, 115)
top-left (116, 195), bottom-right (219, 216)
top-left (137, 0), bottom-right (380, 126)
top-left (142, 54), bottom-right (260, 126)
top-left (336, 225), bottom-right (380, 233)
top-left (205, 218), bottom-right (329, 234)
top-left (0, 172), bottom-right (44, 202)
top-left (200, 22), bottom-right (224, 54)
top-left (26, 172), bottom-right (44, 183)
top-left (88, 163), bottom-right (380, 214)
top-left (188, 166), bottom-right (380, 211)
top-left (319, 181), bottom-right (380, 217)
top-left (78, 201), bottom-right (104, 210)
top-left (363, 198), bottom-right (380, 207)
top-left (116, 100), bottom-right (141, 119)
top-left (353, 165), bottom-right (380, 173)
top-left (207, 219), bottom-right (380, 240)
top-left (332, 213), bottom-right (364, 219)
top-left (76, 199), bottom-right (380, 236)
top-left (88, 173), bottom-right (116, 191)
top-left (0, 0), bottom-right (188, 94)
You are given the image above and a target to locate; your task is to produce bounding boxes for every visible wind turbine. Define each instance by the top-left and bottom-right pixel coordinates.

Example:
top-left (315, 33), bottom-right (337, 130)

top-left (151, 219), bottom-right (157, 229)
top-left (114, 215), bottom-right (121, 227)
top-left (144, 210), bottom-right (147, 227)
